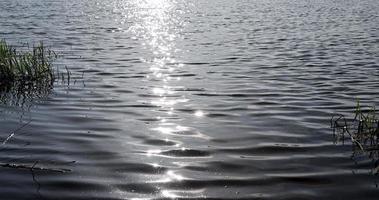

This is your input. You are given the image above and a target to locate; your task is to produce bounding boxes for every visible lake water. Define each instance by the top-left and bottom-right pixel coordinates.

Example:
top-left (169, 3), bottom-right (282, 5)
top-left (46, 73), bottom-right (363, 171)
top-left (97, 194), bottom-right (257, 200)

top-left (1, 0), bottom-right (379, 199)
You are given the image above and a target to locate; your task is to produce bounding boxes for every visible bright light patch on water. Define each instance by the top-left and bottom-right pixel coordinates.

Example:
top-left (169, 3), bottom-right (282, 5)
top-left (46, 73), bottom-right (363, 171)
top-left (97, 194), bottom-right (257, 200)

top-left (152, 163), bottom-right (159, 168)
top-left (194, 110), bottom-right (204, 117)
top-left (167, 170), bottom-right (184, 181)
top-left (146, 149), bottom-right (162, 157)
top-left (161, 190), bottom-right (179, 199)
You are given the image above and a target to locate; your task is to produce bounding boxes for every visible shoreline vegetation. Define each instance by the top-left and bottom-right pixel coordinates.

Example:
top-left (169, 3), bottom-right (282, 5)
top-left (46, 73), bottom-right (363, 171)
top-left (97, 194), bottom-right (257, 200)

top-left (0, 39), bottom-right (57, 86)
top-left (0, 39), bottom-right (72, 106)
top-left (332, 101), bottom-right (379, 174)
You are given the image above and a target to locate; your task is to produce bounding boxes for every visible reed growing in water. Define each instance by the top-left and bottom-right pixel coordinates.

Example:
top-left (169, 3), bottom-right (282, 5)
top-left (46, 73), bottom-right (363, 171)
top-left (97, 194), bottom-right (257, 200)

top-left (332, 101), bottom-right (379, 174)
top-left (0, 39), bottom-right (57, 85)
top-left (0, 39), bottom-right (62, 106)
top-left (332, 101), bottom-right (379, 150)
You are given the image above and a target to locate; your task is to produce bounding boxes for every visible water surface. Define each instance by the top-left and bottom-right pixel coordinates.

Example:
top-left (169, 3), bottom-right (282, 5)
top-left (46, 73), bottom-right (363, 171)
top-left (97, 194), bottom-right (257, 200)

top-left (1, 0), bottom-right (379, 199)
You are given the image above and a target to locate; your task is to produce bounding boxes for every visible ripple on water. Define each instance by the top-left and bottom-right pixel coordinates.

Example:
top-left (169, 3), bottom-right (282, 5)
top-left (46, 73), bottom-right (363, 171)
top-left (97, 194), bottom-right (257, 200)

top-left (0, 0), bottom-right (379, 199)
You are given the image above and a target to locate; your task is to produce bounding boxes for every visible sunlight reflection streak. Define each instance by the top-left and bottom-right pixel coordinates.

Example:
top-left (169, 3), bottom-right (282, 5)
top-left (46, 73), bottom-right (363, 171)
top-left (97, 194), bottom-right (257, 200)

top-left (122, 0), bottom-right (204, 199)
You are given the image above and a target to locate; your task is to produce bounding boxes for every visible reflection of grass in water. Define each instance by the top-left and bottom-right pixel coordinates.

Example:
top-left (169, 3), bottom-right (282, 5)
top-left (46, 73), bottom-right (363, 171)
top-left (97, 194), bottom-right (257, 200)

top-left (332, 100), bottom-right (379, 174)
top-left (0, 81), bottom-right (52, 107)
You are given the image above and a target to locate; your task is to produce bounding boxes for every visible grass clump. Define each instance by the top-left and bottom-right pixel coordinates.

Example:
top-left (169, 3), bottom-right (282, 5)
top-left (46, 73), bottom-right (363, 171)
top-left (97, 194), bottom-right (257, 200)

top-left (332, 101), bottom-right (379, 150)
top-left (0, 39), bottom-right (57, 85)
top-left (332, 101), bottom-right (379, 174)
top-left (0, 39), bottom-right (61, 107)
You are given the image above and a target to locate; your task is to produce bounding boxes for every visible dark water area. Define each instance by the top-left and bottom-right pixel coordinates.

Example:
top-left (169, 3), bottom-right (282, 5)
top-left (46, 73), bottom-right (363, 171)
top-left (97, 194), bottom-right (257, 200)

top-left (1, 0), bottom-right (379, 199)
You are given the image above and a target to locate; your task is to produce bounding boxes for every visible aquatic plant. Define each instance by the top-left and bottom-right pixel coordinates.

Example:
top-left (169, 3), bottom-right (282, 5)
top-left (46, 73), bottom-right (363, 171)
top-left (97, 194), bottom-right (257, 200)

top-left (0, 39), bottom-right (57, 85)
top-left (0, 39), bottom-right (73, 106)
top-left (332, 101), bottom-right (379, 173)
top-left (332, 101), bottom-right (379, 150)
